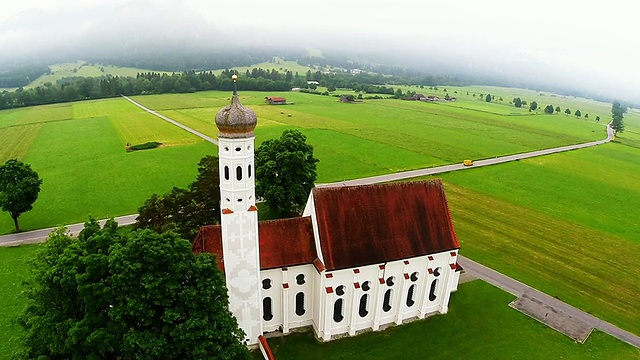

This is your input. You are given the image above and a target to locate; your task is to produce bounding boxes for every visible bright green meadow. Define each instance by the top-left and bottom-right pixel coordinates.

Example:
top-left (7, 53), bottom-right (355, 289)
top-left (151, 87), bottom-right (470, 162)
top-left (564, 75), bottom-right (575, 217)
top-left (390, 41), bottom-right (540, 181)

top-left (0, 98), bottom-right (215, 234)
top-left (259, 280), bottom-right (640, 359)
top-left (1, 87), bottom-right (639, 357)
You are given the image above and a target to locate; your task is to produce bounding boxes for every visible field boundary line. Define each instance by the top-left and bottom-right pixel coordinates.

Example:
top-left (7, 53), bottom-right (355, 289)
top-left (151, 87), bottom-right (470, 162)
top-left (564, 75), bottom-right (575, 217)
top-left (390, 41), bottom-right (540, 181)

top-left (122, 95), bottom-right (218, 145)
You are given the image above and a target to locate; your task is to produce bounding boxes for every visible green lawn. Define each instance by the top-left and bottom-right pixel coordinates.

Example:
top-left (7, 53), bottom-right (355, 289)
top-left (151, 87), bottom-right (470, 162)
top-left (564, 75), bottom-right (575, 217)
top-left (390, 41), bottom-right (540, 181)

top-left (418, 141), bottom-right (640, 336)
top-left (0, 245), bottom-right (36, 359)
top-left (0, 100), bottom-right (216, 234)
top-left (261, 280), bottom-right (640, 359)
top-left (132, 90), bottom-right (606, 183)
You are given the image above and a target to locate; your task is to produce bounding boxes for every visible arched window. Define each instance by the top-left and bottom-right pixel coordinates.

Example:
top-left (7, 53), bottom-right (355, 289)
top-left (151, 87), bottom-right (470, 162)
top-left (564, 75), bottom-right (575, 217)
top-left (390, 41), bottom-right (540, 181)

top-left (235, 146), bottom-right (242, 152)
top-left (429, 279), bottom-right (439, 302)
top-left (262, 278), bottom-right (272, 290)
top-left (296, 274), bottom-right (305, 285)
top-left (295, 292), bottom-right (305, 316)
top-left (358, 294), bottom-right (369, 317)
top-left (333, 298), bottom-right (344, 323)
top-left (361, 281), bottom-right (371, 292)
top-left (224, 166), bottom-right (229, 181)
top-left (410, 272), bottom-right (419, 282)
top-left (335, 285), bottom-right (345, 296)
top-left (383, 289), bottom-right (393, 312)
top-left (236, 166), bottom-right (243, 181)
top-left (248, 164), bottom-right (252, 178)
top-left (263, 297), bottom-right (273, 321)
top-left (406, 284), bottom-right (416, 307)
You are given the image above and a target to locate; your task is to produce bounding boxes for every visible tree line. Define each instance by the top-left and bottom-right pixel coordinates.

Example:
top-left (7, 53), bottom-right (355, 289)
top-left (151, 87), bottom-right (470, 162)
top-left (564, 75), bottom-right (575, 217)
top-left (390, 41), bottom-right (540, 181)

top-left (0, 64), bottom-right (479, 111)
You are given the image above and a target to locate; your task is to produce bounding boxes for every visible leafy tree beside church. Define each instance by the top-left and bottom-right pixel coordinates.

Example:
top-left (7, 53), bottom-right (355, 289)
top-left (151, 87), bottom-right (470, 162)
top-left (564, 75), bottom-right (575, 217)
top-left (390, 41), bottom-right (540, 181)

top-left (136, 155), bottom-right (220, 239)
top-left (255, 130), bottom-right (319, 216)
top-left (17, 219), bottom-right (250, 360)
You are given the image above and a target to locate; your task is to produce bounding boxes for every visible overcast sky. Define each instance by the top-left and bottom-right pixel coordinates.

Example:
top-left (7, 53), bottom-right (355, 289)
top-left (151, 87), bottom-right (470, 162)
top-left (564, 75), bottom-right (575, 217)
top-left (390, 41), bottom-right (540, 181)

top-left (1, 0), bottom-right (638, 102)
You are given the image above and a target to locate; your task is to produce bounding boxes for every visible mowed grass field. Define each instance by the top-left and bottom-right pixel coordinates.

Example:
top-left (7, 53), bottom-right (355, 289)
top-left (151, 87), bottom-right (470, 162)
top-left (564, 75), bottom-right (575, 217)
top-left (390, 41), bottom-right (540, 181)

top-left (0, 98), bottom-right (215, 234)
top-left (260, 280), bottom-right (640, 359)
top-left (416, 135), bottom-right (640, 335)
top-left (132, 90), bottom-right (605, 183)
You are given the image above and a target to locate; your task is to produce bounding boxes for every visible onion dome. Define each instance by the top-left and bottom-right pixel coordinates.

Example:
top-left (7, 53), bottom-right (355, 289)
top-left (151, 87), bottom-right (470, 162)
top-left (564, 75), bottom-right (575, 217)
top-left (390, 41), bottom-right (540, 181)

top-left (215, 74), bottom-right (258, 138)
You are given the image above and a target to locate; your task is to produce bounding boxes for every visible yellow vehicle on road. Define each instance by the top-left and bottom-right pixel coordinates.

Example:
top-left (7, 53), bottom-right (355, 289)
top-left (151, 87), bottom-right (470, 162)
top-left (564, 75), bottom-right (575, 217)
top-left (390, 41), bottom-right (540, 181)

top-left (463, 159), bottom-right (474, 166)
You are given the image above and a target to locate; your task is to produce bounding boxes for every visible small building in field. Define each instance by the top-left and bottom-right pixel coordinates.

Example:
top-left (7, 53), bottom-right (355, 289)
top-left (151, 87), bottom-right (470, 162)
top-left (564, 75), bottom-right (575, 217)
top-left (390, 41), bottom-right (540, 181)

top-left (194, 85), bottom-right (463, 347)
top-left (307, 80), bottom-right (320, 85)
top-left (265, 96), bottom-right (287, 105)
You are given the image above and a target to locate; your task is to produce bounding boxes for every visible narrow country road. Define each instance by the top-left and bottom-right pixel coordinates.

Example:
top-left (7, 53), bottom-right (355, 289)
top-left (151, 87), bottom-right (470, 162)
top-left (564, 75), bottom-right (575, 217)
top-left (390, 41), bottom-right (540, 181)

top-left (1, 106), bottom-right (633, 347)
top-left (122, 95), bottom-right (219, 145)
top-left (0, 214), bottom-right (138, 247)
top-left (317, 123), bottom-right (614, 188)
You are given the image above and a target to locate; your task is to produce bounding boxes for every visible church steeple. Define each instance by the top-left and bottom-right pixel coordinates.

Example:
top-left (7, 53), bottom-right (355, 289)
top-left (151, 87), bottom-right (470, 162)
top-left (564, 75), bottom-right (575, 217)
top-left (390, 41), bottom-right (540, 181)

top-left (215, 75), bottom-right (262, 345)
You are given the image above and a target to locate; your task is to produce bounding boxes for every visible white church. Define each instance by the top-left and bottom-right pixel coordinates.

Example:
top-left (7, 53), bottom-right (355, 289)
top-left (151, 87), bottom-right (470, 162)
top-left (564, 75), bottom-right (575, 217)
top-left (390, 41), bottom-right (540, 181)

top-left (193, 77), bottom-right (463, 350)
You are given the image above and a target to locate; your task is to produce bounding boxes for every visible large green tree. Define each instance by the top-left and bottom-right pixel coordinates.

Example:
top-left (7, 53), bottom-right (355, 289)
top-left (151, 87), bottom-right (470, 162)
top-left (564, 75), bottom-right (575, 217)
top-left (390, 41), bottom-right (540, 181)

top-left (255, 130), bottom-right (319, 216)
top-left (136, 155), bottom-right (220, 239)
top-left (0, 159), bottom-right (42, 231)
top-left (529, 101), bottom-right (538, 111)
top-left (611, 101), bottom-right (627, 135)
top-left (17, 219), bottom-right (250, 360)
top-left (611, 101), bottom-right (626, 134)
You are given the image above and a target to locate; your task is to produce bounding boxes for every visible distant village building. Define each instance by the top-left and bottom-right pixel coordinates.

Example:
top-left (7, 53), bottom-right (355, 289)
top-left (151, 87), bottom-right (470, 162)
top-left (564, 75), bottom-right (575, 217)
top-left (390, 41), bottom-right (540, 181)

top-left (426, 95), bottom-right (440, 102)
top-left (291, 87), bottom-right (301, 91)
top-left (350, 69), bottom-right (363, 74)
top-left (307, 80), bottom-right (320, 85)
top-left (194, 80), bottom-right (463, 348)
top-left (265, 96), bottom-right (287, 105)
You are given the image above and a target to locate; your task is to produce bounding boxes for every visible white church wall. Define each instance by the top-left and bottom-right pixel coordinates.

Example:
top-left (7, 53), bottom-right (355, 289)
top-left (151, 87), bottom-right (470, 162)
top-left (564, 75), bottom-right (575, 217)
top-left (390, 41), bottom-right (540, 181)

top-left (260, 265), bottom-right (316, 334)
top-left (259, 269), bottom-right (282, 332)
top-left (307, 250), bottom-right (460, 341)
top-left (284, 265), bottom-right (315, 330)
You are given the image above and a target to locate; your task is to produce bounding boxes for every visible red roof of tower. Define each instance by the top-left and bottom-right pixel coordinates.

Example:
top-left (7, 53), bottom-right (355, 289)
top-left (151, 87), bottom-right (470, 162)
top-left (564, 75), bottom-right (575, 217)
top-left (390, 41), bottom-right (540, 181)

top-left (193, 217), bottom-right (317, 271)
top-left (312, 179), bottom-right (459, 270)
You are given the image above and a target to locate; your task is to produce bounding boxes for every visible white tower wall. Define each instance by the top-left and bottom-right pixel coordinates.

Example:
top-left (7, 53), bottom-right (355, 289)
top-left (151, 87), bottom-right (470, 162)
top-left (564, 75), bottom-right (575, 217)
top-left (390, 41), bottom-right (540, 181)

top-left (219, 136), bottom-right (262, 345)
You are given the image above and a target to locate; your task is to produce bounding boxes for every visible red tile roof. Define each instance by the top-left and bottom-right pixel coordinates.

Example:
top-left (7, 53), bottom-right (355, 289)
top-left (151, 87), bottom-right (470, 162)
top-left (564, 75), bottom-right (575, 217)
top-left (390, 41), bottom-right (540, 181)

top-left (193, 217), bottom-right (317, 271)
top-left (312, 180), bottom-right (459, 270)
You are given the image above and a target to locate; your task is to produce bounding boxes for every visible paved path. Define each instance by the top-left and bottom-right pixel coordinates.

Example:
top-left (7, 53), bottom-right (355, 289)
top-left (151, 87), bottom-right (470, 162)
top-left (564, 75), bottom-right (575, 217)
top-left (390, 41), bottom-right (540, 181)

top-left (0, 214), bottom-right (138, 247)
top-left (458, 256), bottom-right (640, 349)
top-left (317, 123), bottom-right (614, 188)
top-left (122, 95), bottom-right (218, 145)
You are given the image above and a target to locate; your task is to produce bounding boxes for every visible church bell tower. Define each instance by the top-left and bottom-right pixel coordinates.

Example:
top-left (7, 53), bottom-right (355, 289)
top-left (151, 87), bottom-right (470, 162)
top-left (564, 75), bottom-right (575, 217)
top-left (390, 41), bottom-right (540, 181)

top-left (215, 75), bottom-right (262, 345)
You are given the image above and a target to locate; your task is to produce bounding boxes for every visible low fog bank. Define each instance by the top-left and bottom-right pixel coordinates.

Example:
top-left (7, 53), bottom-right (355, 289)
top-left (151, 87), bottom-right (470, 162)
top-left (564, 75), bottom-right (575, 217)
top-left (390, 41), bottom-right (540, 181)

top-left (1, 0), bottom-right (637, 105)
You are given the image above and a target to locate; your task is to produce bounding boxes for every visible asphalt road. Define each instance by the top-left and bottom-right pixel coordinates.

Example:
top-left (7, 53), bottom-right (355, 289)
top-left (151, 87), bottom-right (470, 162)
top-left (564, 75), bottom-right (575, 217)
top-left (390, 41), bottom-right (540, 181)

top-left (0, 214), bottom-right (138, 247)
top-left (317, 123), bottom-right (614, 188)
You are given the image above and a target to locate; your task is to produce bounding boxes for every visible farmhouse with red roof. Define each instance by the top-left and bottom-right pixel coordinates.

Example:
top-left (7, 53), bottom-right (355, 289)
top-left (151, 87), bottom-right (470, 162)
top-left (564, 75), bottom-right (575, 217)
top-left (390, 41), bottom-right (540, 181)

top-left (193, 76), bottom-right (462, 346)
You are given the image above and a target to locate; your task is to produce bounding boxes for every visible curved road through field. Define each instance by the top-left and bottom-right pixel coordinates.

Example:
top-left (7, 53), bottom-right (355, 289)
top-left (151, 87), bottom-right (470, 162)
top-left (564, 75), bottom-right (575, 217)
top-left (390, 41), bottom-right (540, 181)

top-left (2, 104), bottom-right (634, 348)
